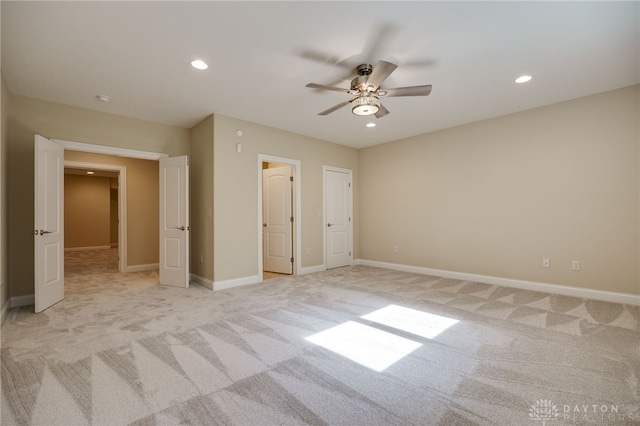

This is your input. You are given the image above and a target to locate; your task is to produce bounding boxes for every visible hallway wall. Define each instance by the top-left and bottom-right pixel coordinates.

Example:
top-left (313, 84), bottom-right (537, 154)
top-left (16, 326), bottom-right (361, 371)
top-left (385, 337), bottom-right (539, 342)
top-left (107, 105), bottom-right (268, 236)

top-left (64, 174), bottom-right (111, 249)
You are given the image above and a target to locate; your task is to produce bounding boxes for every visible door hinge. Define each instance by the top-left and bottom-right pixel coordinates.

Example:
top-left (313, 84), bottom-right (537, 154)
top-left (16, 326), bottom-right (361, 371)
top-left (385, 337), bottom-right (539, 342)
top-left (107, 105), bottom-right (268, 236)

top-left (291, 257), bottom-right (294, 263)
top-left (290, 216), bottom-right (294, 222)
top-left (349, 217), bottom-right (351, 222)
top-left (349, 182), bottom-right (351, 188)
top-left (290, 176), bottom-right (293, 182)
top-left (349, 251), bottom-right (351, 256)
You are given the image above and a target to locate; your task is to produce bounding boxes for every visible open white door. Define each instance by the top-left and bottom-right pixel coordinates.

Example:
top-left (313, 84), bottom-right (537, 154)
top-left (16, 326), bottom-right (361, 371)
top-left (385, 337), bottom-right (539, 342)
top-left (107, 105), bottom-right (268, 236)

top-left (325, 167), bottom-right (352, 269)
top-left (34, 135), bottom-right (64, 313)
top-left (159, 156), bottom-right (189, 287)
top-left (263, 166), bottom-right (293, 274)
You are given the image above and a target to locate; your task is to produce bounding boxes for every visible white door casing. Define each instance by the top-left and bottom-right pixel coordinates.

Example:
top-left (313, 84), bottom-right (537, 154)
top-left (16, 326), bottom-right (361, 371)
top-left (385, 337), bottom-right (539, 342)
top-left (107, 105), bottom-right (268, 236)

top-left (263, 166), bottom-right (293, 274)
top-left (159, 156), bottom-right (189, 287)
top-left (34, 135), bottom-right (64, 313)
top-left (325, 167), bottom-right (352, 269)
top-left (257, 154), bottom-right (301, 279)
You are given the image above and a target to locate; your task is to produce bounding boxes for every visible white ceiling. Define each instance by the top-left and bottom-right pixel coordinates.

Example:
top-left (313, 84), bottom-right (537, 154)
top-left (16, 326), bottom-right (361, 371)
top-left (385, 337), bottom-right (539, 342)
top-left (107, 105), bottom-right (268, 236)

top-left (2, 1), bottom-right (638, 149)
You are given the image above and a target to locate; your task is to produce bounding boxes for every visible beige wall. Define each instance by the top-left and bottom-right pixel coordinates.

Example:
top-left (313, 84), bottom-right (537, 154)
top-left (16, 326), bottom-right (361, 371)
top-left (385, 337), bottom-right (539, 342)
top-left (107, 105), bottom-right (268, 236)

top-left (213, 114), bottom-right (359, 282)
top-left (359, 85), bottom-right (639, 295)
top-left (64, 175), bottom-right (111, 249)
top-left (7, 94), bottom-right (188, 297)
top-left (64, 151), bottom-right (160, 267)
top-left (190, 115), bottom-right (214, 281)
top-left (1, 74), bottom-right (8, 311)
top-left (4, 82), bottom-right (637, 299)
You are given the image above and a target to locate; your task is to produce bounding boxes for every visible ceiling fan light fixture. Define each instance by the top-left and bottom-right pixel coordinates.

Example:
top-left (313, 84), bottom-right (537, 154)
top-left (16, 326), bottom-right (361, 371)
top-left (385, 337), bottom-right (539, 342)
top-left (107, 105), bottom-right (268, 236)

top-left (352, 95), bottom-right (380, 116)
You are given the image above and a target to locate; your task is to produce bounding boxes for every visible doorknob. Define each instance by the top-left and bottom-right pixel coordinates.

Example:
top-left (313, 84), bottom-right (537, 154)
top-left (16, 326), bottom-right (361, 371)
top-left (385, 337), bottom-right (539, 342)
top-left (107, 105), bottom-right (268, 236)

top-left (39, 230), bottom-right (53, 235)
top-left (175, 226), bottom-right (185, 231)
top-left (263, 223), bottom-right (267, 227)
top-left (327, 223), bottom-right (334, 227)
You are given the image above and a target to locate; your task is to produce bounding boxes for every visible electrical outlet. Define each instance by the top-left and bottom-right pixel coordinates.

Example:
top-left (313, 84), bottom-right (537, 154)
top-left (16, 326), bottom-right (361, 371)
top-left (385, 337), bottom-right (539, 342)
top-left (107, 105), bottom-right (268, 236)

top-left (393, 246), bottom-right (398, 253)
top-left (542, 258), bottom-right (550, 268)
top-left (572, 261), bottom-right (581, 271)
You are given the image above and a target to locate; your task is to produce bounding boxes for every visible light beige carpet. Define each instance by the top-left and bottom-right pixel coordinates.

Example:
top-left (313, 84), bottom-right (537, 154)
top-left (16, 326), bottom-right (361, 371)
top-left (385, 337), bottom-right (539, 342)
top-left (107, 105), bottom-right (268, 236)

top-left (1, 249), bottom-right (638, 425)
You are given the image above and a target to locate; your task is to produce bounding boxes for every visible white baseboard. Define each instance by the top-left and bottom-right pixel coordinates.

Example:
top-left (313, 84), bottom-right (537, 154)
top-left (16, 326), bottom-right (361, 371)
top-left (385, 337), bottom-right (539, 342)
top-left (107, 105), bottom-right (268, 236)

top-left (214, 275), bottom-right (260, 291)
top-left (204, 265), bottom-right (327, 291)
top-left (190, 274), bottom-right (213, 290)
top-left (10, 294), bottom-right (35, 308)
top-left (1, 299), bottom-right (10, 324)
top-left (210, 266), bottom-right (326, 291)
top-left (356, 259), bottom-right (640, 306)
top-left (65, 245), bottom-right (111, 252)
top-left (125, 263), bottom-right (159, 273)
top-left (299, 265), bottom-right (325, 275)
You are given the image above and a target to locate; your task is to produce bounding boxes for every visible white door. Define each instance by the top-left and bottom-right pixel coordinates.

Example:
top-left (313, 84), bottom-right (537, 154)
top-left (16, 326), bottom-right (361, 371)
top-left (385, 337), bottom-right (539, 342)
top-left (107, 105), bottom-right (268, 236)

top-left (159, 156), bottom-right (189, 287)
top-left (34, 135), bottom-right (64, 313)
top-left (263, 166), bottom-right (293, 274)
top-left (325, 168), bottom-right (352, 269)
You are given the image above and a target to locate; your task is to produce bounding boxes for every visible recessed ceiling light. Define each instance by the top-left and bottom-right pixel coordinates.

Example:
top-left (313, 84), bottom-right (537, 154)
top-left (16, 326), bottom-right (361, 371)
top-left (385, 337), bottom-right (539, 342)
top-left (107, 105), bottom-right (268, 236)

top-left (366, 122), bottom-right (376, 128)
top-left (86, 171), bottom-right (94, 175)
top-left (515, 75), bottom-right (532, 84)
top-left (191, 59), bottom-right (208, 70)
top-left (96, 95), bottom-right (111, 103)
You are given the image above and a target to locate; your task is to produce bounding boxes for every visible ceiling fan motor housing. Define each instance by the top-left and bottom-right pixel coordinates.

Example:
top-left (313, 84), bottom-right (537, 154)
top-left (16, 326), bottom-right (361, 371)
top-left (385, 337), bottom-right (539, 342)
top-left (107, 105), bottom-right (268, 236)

top-left (356, 63), bottom-right (374, 76)
top-left (350, 76), bottom-right (370, 93)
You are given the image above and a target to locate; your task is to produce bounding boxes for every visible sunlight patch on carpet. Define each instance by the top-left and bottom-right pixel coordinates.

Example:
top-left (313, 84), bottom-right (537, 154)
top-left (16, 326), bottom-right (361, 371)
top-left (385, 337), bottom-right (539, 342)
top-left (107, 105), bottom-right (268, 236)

top-left (362, 305), bottom-right (459, 340)
top-left (305, 321), bottom-right (421, 372)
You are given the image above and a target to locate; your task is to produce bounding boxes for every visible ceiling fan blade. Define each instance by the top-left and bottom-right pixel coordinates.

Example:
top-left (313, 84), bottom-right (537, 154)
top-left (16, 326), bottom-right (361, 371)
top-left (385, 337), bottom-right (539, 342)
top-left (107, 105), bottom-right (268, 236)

top-left (374, 103), bottom-right (390, 118)
top-left (318, 99), bottom-right (354, 115)
top-left (306, 83), bottom-right (351, 94)
top-left (381, 85), bottom-right (432, 97)
top-left (365, 60), bottom-right (398, 90)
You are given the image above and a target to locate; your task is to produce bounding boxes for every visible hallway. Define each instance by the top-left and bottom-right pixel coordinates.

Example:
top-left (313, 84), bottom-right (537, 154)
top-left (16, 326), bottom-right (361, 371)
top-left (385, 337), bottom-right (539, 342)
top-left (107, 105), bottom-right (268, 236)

top-left (64, 248), bottom-right (158, 296)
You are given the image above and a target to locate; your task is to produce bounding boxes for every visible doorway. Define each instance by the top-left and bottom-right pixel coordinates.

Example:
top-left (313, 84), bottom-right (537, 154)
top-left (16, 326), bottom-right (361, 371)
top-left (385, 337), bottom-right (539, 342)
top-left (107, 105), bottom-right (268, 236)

top-left (36, 136), bottom-right (190, 312)
top-left (257, 154), bottom-right (301, 281)
top-left (262, 163), bottom-right (293, 277)
top-left (63, 161), bottom-right (126, 273)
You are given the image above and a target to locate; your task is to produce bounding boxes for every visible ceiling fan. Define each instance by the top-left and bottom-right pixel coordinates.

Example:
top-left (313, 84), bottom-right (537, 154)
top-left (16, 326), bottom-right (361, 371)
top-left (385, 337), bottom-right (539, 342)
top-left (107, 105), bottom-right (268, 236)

top-left (305, 60), bottom-right (432, 118)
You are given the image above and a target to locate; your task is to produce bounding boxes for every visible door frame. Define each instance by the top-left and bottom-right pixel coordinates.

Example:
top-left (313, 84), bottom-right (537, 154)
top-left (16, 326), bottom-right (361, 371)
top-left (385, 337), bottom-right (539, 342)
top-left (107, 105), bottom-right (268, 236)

top-left (54, 139), bottom-right (166, 161)
top-left (54, 139), bottom-right (168, 274)
top-left (323, 165), bottom-right (353, 269)
top-left (257, 154), bottom-right (301, 280)
top-left (262, 165), bottom-right (294, 275)
top-left (64, 160), bottom-right (127, 273)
